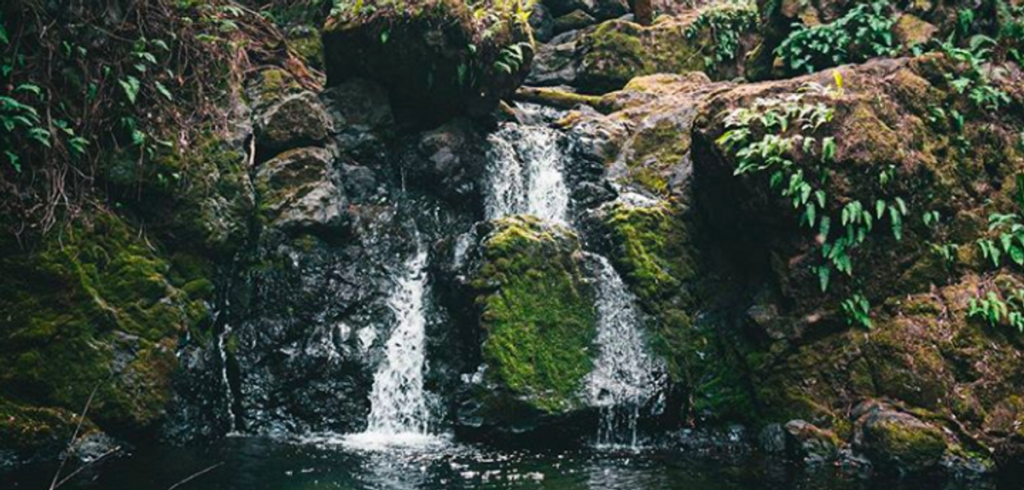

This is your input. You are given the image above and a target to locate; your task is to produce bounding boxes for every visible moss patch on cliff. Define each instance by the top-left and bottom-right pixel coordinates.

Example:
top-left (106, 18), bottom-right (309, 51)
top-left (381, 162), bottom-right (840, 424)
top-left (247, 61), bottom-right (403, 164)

top-left (473, 216), bottom-right (597, 413)
top-left (0, 212), bottom-right (206, 435)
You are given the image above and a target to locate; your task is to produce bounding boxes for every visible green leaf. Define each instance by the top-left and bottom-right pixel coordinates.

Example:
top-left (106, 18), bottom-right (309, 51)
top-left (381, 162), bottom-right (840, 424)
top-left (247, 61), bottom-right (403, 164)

top-left (818, 265), bottom-right (831, 292)
top-left (155, 81), bottom-right (173, 101)
top-left (119, 76), bottom-right (141, 105)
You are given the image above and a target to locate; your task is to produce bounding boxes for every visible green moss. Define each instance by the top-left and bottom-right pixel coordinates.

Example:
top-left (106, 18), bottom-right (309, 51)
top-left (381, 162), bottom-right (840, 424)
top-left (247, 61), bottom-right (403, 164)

top-left (0, 398), bottom-right (91, 462)
top-left (474, 216), bottom-right (597, 413)
top-left (577, 15), bottom-right (713, 93)
top-left (289, 29), bottom-right (324, 70)
top-left (0, 212), bottom-right (206, 433)
top-left (603, 202), bottom-right (695, 307)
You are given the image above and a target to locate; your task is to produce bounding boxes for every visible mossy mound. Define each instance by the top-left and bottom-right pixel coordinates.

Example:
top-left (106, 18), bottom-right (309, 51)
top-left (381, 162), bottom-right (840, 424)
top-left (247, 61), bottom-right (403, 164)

top-left (0, 212), bottom-right (207, 447)
top-left (103, 131), bottom-right (255, 258)
top-left (470, 216), bottom-right (597, 413)
top-left (574, 6), bottom-right (757, 94)
top-left (323, 0), bottom-right (535, 121)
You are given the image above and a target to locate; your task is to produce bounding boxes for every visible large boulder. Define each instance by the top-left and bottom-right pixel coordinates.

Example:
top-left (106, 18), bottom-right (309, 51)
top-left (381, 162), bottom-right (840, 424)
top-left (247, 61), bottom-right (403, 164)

top-left (323, 0), bottom-right (535, 121)
top-left (455, 216), bottom-right (598, 438)
top-left (853, 401), bottom-right (949, 474)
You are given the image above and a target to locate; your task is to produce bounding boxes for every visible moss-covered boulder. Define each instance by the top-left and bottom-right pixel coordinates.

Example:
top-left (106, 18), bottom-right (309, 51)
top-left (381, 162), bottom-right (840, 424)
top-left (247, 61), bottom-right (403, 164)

top-left (853, 401), bottom-right (950, 474)
top-left (570, 3), bottom-right (757, 93)
top-left (102, 132), bottom-right (255, 258)
top-left (459, 216), bottom-right (597, 432)
top-left (323, 0), bottom-right (535, 121)
top-left (257, 91), bottom-right (332, 155)
top-left (0, 212), bottom-right (207, 461)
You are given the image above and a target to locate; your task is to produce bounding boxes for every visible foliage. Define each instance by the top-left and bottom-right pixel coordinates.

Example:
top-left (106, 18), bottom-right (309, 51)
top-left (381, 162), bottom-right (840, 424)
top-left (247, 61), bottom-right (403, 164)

top-left (775, 1), bottom-right (899, 75)
top-left (717, 77), bottom-right (910, 298)
top-left (970, 288), bottom-right (1024, 332)
top-left (841, 293), bottom-right (873, 329)
top-left (977, 175), bottom-right (1024, 268)
top-left (937, 35), bottom-right (1011, 111)
top-left (686, 0), bottom-right (758, 69)
top-left (0, 0), bottom-right (313, 235)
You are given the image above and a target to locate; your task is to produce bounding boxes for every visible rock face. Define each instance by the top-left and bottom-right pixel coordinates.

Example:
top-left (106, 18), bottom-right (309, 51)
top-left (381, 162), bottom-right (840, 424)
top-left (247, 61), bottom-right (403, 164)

top-left (323, 0), bottom-right (535, 121)
top-left (688, 54), bottom-right (1024, 473)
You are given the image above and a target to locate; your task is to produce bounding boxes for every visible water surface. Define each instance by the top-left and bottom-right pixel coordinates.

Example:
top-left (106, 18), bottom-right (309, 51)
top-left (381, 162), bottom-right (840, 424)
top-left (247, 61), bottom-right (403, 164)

top-left (1, 435), bottom-right (997, 490)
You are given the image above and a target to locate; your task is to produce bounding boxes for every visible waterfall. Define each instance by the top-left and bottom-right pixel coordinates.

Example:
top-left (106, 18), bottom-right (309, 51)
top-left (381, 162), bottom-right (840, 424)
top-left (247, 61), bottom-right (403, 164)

top-left (483, 105), bottom-right (664, 448)
top-left (217, 321), bottom-right (239, 435)
top-left (586, 256), bottom-right (666, 448)
top-left (485, 114), bottom-right (569, 224)
top-left (346, 247), bottom-right (436, 447)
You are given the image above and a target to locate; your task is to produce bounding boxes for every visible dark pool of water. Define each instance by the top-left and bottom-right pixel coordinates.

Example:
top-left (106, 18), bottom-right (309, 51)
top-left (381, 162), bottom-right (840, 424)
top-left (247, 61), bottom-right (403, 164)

top-left (0, 435), bottom-right (1005, 490)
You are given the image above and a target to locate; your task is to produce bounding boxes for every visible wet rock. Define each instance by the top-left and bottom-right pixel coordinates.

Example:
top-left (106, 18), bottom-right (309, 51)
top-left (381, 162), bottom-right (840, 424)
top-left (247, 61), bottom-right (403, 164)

top-left (257, 91), bottom-right (332, 155)
top-left (399, 118), bottom-right (488, 204)
top-left (527, 30), bottom-right (583, 87)
top-left (255, 147), bottom-right (349, 234)
top-left (529, 2), bottom-right (556, 42)
top-left (784, 419), bottom-right (840, 463)
top-left (853, 401), bottom-right (948, 474)
top-left (555, 10), bottom-right (597, 35)
top-left (323, 78), bottom-right (394, 159)
top-left (323, 0), bottom-right (534, 122)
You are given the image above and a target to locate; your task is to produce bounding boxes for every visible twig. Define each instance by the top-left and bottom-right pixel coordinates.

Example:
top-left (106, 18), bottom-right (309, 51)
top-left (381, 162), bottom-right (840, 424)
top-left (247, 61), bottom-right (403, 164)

top-left (167, 462), bottom-right (225, 490)
top-left (52, 446), bottom-right (122, 489)
top-left (48, 384), bottom-right (99, 490)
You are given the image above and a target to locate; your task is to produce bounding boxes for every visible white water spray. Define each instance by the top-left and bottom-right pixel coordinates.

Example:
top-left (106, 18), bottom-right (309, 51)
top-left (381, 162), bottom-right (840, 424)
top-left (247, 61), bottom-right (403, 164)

top-left (485, 116), bottom-right (569, 224)
top-left (346, 247), bottom-right (437, 448)
top-left (587, 256), bottom-right (666, 448)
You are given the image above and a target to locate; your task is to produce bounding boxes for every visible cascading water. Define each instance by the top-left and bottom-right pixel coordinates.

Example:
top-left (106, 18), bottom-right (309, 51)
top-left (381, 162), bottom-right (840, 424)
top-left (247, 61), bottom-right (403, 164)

top-left (587, 255), bottom-right (666, 448)
top-left (346, 246), bottom-right (437, 447)
top-left (485, 106), bottom-right (569, 224)
top-left (484, 103), bottom-right (664, 448)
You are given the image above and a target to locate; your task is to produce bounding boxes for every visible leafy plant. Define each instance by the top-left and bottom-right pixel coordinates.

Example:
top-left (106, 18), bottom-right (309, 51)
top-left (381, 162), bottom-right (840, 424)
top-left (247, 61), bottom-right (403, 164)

top-left (977, 175), bottom-right (1024, 267)
top-left (775, 1), bottom-right (899, 74)
top-left (938, 35), bottom-right (1011, 111)
top-left (970, 289), bottom-right (1024, 332)
top-left (842, 293), bottom-right (873, 329)
top-left (686, 0), bottom-right (758, 69)
top-left (717, 79), bottom-right (910, 295)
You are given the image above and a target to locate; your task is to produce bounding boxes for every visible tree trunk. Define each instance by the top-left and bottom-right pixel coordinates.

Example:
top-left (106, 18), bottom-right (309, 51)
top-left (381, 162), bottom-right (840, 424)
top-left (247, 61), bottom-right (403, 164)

top-left (634, 0), bottom-right (654, 26)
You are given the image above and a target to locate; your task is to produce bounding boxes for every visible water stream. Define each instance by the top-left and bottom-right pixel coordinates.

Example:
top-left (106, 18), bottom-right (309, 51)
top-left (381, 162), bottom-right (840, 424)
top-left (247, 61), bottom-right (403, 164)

top-left (587, 256), bottom-right (666, 448)
top-left (346, 246), bottom-right (437, 448)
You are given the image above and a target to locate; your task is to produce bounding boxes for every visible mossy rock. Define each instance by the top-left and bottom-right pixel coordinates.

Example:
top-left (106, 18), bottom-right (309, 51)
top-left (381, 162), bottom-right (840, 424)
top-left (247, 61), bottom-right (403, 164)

top-left (0, 398), bottom-right (92, 467)
top-left (855, 405), bottom-right (949, 474)
top-left (323, 0), bottom-right (534, 121)
top-left (470, 216), bottom-right (597, 414)
top-left (575, 8), bottom-right (755, 94)
top-left (0, 212), bottom-right (206, 446)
